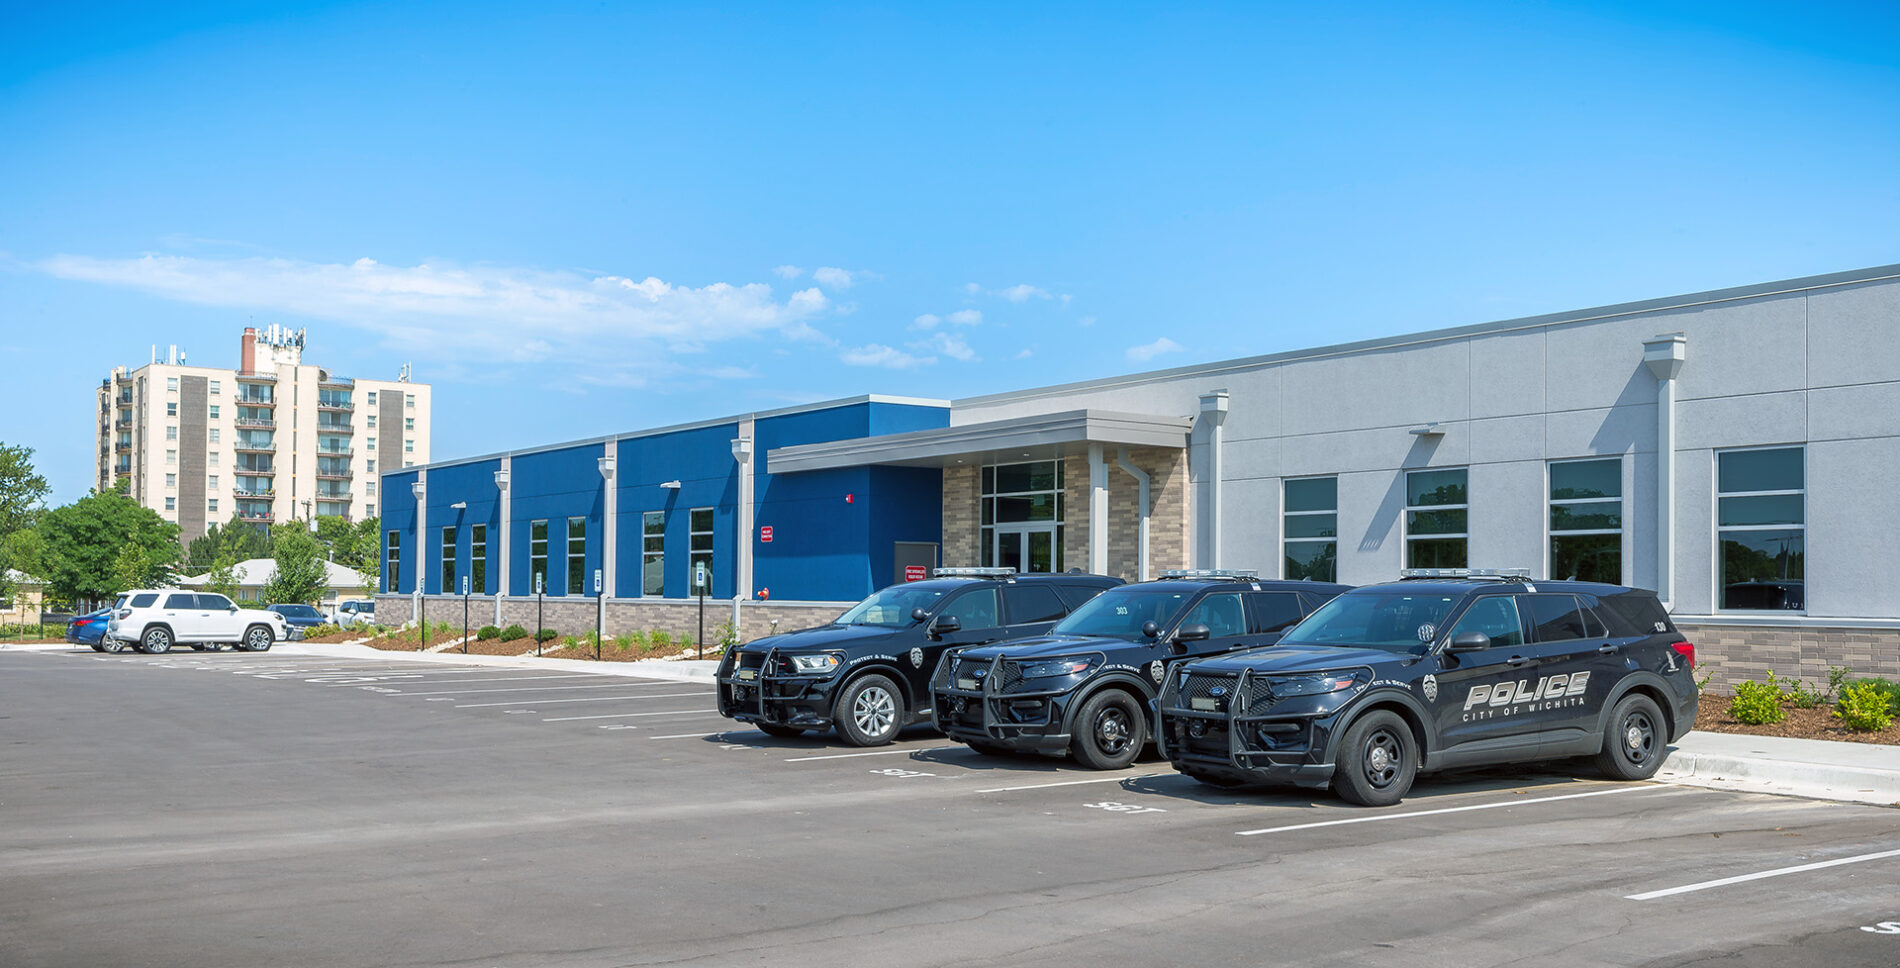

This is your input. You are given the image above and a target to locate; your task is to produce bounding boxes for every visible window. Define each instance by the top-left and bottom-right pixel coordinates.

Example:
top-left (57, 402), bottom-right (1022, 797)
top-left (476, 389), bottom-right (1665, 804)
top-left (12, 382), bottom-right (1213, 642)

top-left (1523, 593), bottom-right (1602, 642)
top-left (367, 438), bottom-right (376, 450)
top-left (1249, 592), bottom-right (1306, 635)
top-left (386, 531), bottom-right (401, 592)
top-left (1002, 584), bottom-right (1065, 624)
top-left (207, 475), bottom-right (218, 489)
top-left (208, 499), bottom-right (218, 513)
top-left (367, 504), bottom-right (375, 517)
top-left (164, 592), bottom-right (192, 608)
top-left (208, 428), bottom-right (220, 444)
top-left (689, 508), bottom-right (714, 592)
top-left (405, 393), bottom-right (415, 408)
top-left (366, 414), bottom-right (376, 428)
top-left (1405, 468), bottom-right (1467, 568)
top-left (942, 587), bottom-right (998, 630)
top-left (404, 439), bottom-right (414, 453)
top-left (405, 417), bottom-right (414, 430)
top-left (529, 520), bottom-right (548, 593)
top-left (366, 391), bottom-right (377, 405)
top-left (208, 405), bottom-right (219, 419)
top-left (165, 425), bottom-right (177, 440)
top-left (642, 510), bottom-right (665, 596)
top-left (1446, 596), bottom-right (1524, 648)
top-left (167, 377), bottom-right (178, 391)
top-left (209, 380), bottom-right (221, 395)
top-left (979, 461), bottom-right (1064, 572)
top-left (166, 402), bottom-right (178, 417)
top-left (567, 517), bottom-right (587, 595)
top-left (1181, 592), bottom-right (1247, 638)
top-left (441, 526), bottom-right (458, 594)
top-left (366, 480), bottom-right (376, 495)
top-left (165, 473), bottom-right (176, 487)
top-left (1550, 458), bottom-right (1621, 582)
top-left (367, 460), bottom-right (375, 473)
top-left (164, 497), bottom-right (176, 510)
top-left (166, 449), bottom-right (177, 464)
top-left (1283, 477), bottom-right (1337, 581)
top-left (1717, 447), bottom-right (1805, 611)
top-left (209, 451), bottom-right (219, 466)
top-left (470, 524), bottom-right (487, 595)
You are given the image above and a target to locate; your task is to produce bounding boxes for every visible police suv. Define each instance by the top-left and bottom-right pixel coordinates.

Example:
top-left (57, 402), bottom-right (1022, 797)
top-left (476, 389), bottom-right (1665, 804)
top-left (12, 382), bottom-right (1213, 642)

top-left (931, 572), bottom-right (1351, 769)
top-left (1156, 570), bottom-right (1697, 806)
top-left (715, 569), bottom-right (1122, 746)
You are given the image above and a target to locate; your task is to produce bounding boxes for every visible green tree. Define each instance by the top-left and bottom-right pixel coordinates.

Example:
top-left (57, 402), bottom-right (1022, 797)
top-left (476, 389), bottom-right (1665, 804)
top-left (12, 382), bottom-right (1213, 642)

top-left (35, 490), bottom-right (180, 604)
top-left (110, 544), bottom-right (150, 594)
top-left (0, 443), bottom-right (51, 603)
top-left (185, 515), bottom-right (272, 573)
top-left (202, 552), bottom-right (243, 602)
top-left (260, 526), bottom-right (328, 605)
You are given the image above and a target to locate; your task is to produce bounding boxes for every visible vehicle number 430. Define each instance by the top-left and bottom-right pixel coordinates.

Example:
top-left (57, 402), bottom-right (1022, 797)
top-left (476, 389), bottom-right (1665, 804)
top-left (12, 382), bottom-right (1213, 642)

top-left (1085, 801), bottom-right (1166, 815)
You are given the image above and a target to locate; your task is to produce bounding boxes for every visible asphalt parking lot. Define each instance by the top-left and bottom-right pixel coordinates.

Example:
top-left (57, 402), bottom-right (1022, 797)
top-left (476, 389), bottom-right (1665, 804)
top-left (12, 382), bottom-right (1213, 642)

top-left (4, 648), bottom-right (1897, 968)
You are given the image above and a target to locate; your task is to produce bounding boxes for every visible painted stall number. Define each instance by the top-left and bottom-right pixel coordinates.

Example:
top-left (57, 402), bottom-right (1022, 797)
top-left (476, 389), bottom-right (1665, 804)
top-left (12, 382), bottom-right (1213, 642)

top-left (1862, 921), bottom-right (1900, 934)
top-left (869, 769), bottom-right (937, 778)
top-left (1084, 801), bottom-right (1167, 815)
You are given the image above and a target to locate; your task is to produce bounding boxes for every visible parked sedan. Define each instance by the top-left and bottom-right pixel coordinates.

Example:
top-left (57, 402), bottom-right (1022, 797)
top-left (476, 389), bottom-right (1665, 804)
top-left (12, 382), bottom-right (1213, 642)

top-left (265, 603), bottom-right (325, 638)
top-left (66, 609), bottom-right (111, 648)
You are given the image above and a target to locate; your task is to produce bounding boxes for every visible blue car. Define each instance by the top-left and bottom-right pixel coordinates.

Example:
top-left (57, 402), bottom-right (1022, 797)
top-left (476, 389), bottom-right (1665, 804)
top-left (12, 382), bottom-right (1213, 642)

top-left (265, 604), bottom-right (324, 638)
top-left (66, 609), bottom-right (111, 648)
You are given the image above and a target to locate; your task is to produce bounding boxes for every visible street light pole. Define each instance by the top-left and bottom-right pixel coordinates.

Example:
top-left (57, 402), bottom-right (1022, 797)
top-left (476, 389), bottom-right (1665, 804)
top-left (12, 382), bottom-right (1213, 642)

top-left (535, 573), bottom-right (544, 657)
top-left (462, 575), bottom-right (470, 654)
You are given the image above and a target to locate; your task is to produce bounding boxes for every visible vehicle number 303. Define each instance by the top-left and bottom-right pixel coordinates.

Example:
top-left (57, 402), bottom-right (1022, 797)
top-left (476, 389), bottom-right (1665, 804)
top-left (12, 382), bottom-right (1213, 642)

top-left (869, 768), bottom-right (936, 778)
top-left (1084, 801), bottom-right (1166, 815)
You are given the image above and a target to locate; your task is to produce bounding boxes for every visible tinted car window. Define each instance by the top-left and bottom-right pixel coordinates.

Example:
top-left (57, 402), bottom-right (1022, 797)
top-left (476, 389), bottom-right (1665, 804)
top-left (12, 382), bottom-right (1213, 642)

top-left (1599, 593), bottom-right (1671, 637)
top-left (1524, 594), bottom-right (1592, 642)
top-left (943, 588), bottom-right (999, 630)
top-left (165, 593), bottom-right (197, 609)
top-left (131, 593), bottom-right (158, 608)
top-left (1051, 584), bottom-right (1110, 611)
top-left (1057, 589), bottom-right (1193, 640)
top-left (202, 594), bottom-right (233, 610)
top-left (1447, 596), bottom-right (1525, 648)
top-left (1248, 592), bottom-right (1306, 635)
top-left (1281, 592), bottom-right (1461, 655)
top-left (1180, 592), bottom-right (1246, 637)
top-left (1002, 585), bottom-right (1066, 625)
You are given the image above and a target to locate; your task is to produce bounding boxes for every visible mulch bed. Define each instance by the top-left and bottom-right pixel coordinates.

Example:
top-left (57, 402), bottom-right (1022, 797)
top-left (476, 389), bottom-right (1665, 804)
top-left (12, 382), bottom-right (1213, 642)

top-left (539, 642), bottom-right (719, 663)
top-left (1693, 691), bottom-right (1899, 745)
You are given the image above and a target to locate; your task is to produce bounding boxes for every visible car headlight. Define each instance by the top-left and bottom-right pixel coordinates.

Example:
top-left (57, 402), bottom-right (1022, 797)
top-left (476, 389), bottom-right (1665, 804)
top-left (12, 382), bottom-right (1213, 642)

top-left (1265, 671), bottom-right (1366, 698)
top-left (1020, 656), bottom-right (1099, 679)
top-left (791, 653), bottom-right (841, 674)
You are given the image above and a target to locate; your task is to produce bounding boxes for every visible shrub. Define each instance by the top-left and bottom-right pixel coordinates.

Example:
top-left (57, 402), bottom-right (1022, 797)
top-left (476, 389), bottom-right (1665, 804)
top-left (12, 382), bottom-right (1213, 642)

top-left (499, 624), bottom-right (529, 642)
top-left (561, 634), bottom-right (578, 650)
top-left (648, 629), bottom-right (672, 647)
top-left (1848, 677), bottom-right (1900, 717)
top-left (1781, 675), bottom-right (1826, 709)
top-left (535, 628), bottom-right (559, 643)
top-left (1834, 681), bottom-right (1895, 732)
top-left (433, 620), bottom-right (454, 636)
top-left (1728, 679), bottom-right (1786, 725)
top-left (715, 619), bottom-right (740, 647)
top-left (612, 632), bottom-right (634, 652)
top-left (305, 623), bottom-right (345, 637)
top-left (476, 625), bottom-right (501, 641)
top-left (679, 633), bottom-right (695, 650)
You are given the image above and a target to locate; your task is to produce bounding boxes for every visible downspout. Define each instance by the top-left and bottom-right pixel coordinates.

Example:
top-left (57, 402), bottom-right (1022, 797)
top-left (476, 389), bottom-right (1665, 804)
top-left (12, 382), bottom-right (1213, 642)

top-left (1116, 448), bottom-right (1151, 582)
top-left (1199, 390), bottom-right (1229, 569)
top-left (1642, 334), bottom-right (1687, 609)
top-left (411, 473), bottom-right (426, 626)
top-left (732, 426), bottom-right (755, 635)
top-left (494, 459), bottom-right (511, 628)
top-left (1088, 443), bottom-right (1109, 575)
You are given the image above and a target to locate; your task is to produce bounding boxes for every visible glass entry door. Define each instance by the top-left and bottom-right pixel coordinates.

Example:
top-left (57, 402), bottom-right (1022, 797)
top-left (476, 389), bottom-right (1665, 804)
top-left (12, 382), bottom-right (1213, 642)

top-left (993, 524), bottom-right (1058, 573)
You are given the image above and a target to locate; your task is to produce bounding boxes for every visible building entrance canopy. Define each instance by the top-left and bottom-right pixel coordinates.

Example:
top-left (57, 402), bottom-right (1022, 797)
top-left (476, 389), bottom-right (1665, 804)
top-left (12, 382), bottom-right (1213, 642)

top-left (764, 409), bottom-right (1192, 473)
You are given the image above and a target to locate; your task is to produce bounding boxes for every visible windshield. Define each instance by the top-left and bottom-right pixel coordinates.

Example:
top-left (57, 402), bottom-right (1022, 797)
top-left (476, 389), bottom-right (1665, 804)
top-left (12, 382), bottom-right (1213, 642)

top-left (1279, 591), bottom-right (1463, 655)
top-left (834, 584), bottom-right (948, 628)
top-left (1054, 588), bottom-right (1194, 641)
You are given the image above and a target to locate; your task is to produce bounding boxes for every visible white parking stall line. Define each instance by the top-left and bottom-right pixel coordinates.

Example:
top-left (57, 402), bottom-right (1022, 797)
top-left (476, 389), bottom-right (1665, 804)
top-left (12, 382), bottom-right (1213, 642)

top-left (399, 682), bottom-right (667, 697)
top-left (1626, 847), bottom-right (1900, 901)
top-left (376, 674), bottom-right (601, 687)
top-left (784, 747), bottom-right (959, 762)
top-left (454, 691), bottom-right (708, 708)
top-left (975, 773), bottom-right (1167, 794)
top-left (541, 710), bottom-right (723, 722)
top-left (1234, 784), bottom-right (1662, 836)
top-left (650, 731), bottom-right (733, 740)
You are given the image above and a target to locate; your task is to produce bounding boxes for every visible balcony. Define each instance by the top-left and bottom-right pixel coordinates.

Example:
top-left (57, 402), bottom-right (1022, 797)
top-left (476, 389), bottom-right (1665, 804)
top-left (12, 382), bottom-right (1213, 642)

top-left (318, 423), bottom-right (354, 435)
top-left (115, 440), bottom-right (131, 452)
top-left (316, 469), bottom-right (354, 480)
top-left (234, 440), bottom-right (276, 454)
top-left (237, 510), bottom-right (275, 524)
top-left (235, 417), bottom-right (275, 429)
top-left (235, 394), bottom-right (276, 407)
top-left (319, 375), bottom-right (355, 388)
top-left (236, 371), bottom-right (277, 383)
top-left (317, 448), bottom-right (354, 459)
top-left (318, 400), bottom-right (355, 412)
top-left (233, 487), bottom-right (276, 499)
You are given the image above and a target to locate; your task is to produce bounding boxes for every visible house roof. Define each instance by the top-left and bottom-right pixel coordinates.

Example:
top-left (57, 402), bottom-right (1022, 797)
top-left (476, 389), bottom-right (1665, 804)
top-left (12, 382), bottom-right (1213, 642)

top-left (179, 558), bottom-right (369, 588)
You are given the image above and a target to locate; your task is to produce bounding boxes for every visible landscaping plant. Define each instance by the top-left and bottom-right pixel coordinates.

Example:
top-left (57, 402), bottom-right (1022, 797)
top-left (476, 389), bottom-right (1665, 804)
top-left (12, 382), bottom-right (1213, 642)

top-left (476, 625), bottom-right (501, 641)
top-left (499, 624), bottom-right (528, 642)
top-left (1833, 680), bottom-right (1895, 732)
top-left (1728, 677), bottom-right (1786, 725)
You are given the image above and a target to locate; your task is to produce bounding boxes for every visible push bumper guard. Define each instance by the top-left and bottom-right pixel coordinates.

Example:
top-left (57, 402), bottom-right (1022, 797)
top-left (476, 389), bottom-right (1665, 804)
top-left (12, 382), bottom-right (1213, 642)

top-left (1157, 665), bottom-right (1334, 787)
top-left (717, 647), bottom-right (833, 729)
top-left (936, 652), bottom-right (1105, 754)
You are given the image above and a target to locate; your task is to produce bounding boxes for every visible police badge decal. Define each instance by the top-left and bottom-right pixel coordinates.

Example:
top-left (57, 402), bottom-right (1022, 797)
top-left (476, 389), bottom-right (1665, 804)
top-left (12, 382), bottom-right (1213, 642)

top-left (1422, 674), bottom-right (1439, 702)
top-left (1149, 660), bottom-right (1164, 683)
top-left (909, 647), bottom-right (924, 669)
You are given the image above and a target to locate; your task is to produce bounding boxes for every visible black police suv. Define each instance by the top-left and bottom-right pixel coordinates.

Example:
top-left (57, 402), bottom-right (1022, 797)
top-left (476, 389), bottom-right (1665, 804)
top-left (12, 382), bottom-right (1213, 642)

top-left (715, 569), bottom-right (1122, 746)
top-left (931, 572), bottom-right (1352, 769)
top-left (1156, 571), bottom-right (1698, 806)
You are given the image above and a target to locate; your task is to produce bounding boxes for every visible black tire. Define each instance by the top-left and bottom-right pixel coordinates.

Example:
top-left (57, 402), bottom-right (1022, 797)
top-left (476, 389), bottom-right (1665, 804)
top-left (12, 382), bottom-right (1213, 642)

top-left (1595, 693), bottom-right (1666, 780)
top-left (835, 674), bottom-right (905, 747)
top-left (89, 642), bottom-right (106, 653)
top-left (139, 626), bottom-right (174, 655)
top-left (757, 724), bottom-right (807, 738)
top-left (1332, 710), bottom-right (1417, 807)
top-left (241, 625), bottom-right (274, 652)
top-left (966, 740), bottom-right (1013, 757)
top-left (1183, 768), bottom-right (1247, 789)
top-left (1069, 690), bottom-right (1147, 770)
top-left (189, 643), bottom-right (208, 651)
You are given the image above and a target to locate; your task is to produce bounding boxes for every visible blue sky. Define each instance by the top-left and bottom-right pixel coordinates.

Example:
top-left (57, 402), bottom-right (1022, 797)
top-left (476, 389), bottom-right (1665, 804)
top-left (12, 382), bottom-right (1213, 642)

top-left (5, 1), bottom-right (1898, 506)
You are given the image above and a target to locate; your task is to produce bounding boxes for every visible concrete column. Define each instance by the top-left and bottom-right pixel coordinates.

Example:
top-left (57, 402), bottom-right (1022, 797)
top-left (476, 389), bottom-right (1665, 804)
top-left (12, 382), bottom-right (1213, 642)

top-left (598, 443), bottom-right (617, 599)
top-left (1088, 443), bottom-right (1109, 575)
top-left (411, 471), bottom-right (426, 623)
top-left (1198, 390), bottom-right (1230, 569)
top-left (1116, 448), bottom-right (1152, 582)
top-left (1642, 334), bottom-right (1687, 609)
top-left (731, 421), bottom-right (755, 630)
top-left (494, 458), bottom-right (511, 626)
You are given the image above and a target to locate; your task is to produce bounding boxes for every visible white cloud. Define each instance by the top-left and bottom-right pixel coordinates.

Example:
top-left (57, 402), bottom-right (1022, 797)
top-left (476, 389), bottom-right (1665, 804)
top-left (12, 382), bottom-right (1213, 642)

top-left (812, 266), bottom-right (855, 289)
top-left (841, 343), bottom-right (935, 369)
top-left (773, 265), bottom-right (804, 279)
top-left (918, 331), bottom-right (976, 362)
top-left (1126, 337), bottom-right (1184, 362)
top-left (912, 313), bottom-right (942, 330)
top-left (947, 309), bottom-right (982, 325)
top-left (36, 253), bottom-right (831, 364)
top-left (1078, 315), bottom-right (1097, 327)
top-left (996, 284), bottom-right (1051, 303)
top-left (963, 282), bottom-right (982, 296)
top-left (1014, 347), bottom-right (1034, 359)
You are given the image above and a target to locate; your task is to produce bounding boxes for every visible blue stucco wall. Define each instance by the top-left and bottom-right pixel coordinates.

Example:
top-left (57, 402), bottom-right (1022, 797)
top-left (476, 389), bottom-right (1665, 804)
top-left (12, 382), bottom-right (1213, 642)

top-left (381, 468), bottom-right (420, 594)
top-left (510, 443), bottom-right (608, 598)
top-left (613, 422), bottom-right (741, 599)
top-left (422, 458), bottom-right (502, 595)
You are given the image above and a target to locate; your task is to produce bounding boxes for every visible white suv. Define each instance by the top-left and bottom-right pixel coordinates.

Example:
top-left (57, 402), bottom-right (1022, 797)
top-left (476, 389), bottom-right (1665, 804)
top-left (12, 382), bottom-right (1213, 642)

top-left (105, 590), bottom-right (288, 654)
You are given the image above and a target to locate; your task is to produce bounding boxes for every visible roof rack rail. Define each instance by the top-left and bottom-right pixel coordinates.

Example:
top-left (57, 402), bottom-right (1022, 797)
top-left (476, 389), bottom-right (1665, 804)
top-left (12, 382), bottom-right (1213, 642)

top-left (1398, 568), bottom-right (1534, 582)
top-left (932, 567), bottom-right (1019, 579)
top-left (1158, 569), bottom-right (1259, 580)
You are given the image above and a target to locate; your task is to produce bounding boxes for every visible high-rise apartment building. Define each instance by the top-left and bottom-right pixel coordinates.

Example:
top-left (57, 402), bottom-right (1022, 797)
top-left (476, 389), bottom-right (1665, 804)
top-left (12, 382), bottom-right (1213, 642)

top-left (96, 325), bottom-right (431, 542)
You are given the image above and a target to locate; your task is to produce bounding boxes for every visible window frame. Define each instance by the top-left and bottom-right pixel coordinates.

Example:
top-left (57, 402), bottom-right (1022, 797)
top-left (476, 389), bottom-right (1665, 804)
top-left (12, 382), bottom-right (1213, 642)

top-left (1281, 475), bottom-right (1338, 582)
top-left (566, 516), bottom-right (587, 595)
top-left (689, 507), bottom-right (715, 593)
top-left (441, 526), bottom-right (458, 595)
top-left (1713, 444), bottom-right (1806, 614)
top-left (470, 524), bottom-right (487, 595)
top-left (1403, 467), bottom-right (1468, 569)
top-left (386, 531), bottom-right (401, 592)
top-left (642, 510), bottom-right (665, 597)
top-left (529, 519), bottom-right (549, 594)
top-left (1545, 456), bottom-right (1625, 583)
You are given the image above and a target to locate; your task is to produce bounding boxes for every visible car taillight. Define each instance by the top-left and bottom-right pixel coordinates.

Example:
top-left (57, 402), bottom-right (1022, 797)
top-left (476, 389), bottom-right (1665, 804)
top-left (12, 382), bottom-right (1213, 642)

top-left (1671, 641), bottom-right (1695, 669)
top-left (115, 609), bottom-right (131, 619)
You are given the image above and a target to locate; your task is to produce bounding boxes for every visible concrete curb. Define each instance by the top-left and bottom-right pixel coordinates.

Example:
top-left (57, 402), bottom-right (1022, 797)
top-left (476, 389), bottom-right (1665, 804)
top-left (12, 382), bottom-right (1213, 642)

top-left (1659, 732), bottom-right (1900, 807)
top-left (281, 641), bottom-right (720, 684)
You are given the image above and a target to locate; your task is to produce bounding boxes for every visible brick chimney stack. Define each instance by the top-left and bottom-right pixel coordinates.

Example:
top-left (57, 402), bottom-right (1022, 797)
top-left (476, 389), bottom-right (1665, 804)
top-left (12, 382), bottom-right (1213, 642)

top-left (240, 327), bottom-right (257, 374)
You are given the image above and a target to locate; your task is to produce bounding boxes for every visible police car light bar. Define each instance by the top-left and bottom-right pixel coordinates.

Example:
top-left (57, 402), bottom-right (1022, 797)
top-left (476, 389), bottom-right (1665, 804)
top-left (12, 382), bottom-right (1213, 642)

top-left (932, 567), bottom-right (1019, 578)
top-left (1159, 569), bottom-right (1260, 579)
top-left (1399, 568), bottom-right (1533, 581)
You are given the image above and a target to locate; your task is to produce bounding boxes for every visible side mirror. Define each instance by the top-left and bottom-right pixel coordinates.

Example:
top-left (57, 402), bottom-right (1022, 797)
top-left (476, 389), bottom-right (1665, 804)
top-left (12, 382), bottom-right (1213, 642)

top-left (1175, 623), bottom-right (1211, 644)
top-left (932, 615), bottom-right (962, 638)
top-left (911, 607), bottom-right (931, 624)
top-left (229, 606), bottom-right (239, 613)
top-left (1448, 631), bottom-right (1491, 652)
top-left (1140, 620), bottom-right (1160, 640)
